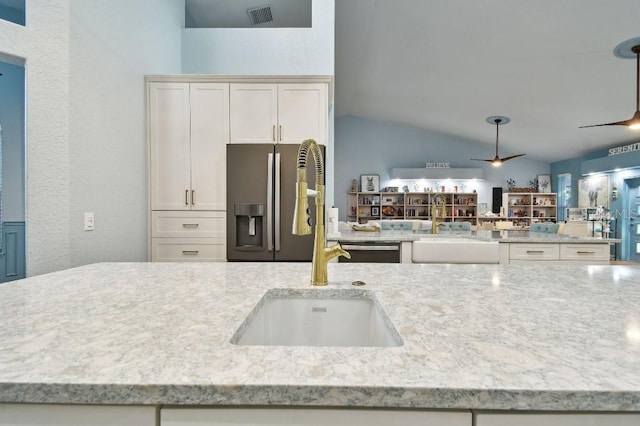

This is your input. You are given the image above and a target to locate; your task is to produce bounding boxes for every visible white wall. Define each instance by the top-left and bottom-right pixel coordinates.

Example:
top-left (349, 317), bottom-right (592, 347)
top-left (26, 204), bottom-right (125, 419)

top-left (181, 1), bottom-right (334, 75)
top-left (0, 1), bottom-right (183, 276)
top-left (68, 0), bottom-right (183, 268)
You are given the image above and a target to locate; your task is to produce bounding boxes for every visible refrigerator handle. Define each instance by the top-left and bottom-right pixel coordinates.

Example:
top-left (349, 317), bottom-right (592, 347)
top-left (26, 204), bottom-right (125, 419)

top-left (274, 152), bottom-right (281, 251)
top-left (267, 153), bottom-right (274, 252)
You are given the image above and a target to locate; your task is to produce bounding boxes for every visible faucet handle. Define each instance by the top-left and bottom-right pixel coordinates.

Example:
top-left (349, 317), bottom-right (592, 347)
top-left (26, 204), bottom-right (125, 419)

top-left (292, 182), bottom-right (312, 235)
top-left (331, 243), bottom-right (351, 260)
top-left (339, 247), bottom-right (351, 260)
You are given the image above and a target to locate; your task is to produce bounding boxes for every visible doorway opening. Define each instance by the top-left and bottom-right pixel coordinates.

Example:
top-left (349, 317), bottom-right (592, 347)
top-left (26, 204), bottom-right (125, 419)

top-left (0, 57), bottom-right (26, 282)
top-left (623, 177), bottom-right (640, 262)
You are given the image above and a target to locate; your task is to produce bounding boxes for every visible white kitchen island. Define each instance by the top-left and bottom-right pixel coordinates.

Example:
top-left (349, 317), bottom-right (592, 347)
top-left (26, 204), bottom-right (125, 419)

top-left (0, 262), bottom-right (638, 425)
top-left (329, 230), bottom-right (620, 264)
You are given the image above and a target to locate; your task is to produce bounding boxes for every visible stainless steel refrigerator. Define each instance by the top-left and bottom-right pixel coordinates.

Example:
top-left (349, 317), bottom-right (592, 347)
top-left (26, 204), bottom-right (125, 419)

top-left (226, 144), bottom-right (322, 261)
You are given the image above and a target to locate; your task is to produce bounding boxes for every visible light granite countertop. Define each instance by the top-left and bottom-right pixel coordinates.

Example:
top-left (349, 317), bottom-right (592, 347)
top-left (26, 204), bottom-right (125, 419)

top-left (330, 230), bottom-right (621, 244)
top-left (0, 262), bottom-right (639, 411)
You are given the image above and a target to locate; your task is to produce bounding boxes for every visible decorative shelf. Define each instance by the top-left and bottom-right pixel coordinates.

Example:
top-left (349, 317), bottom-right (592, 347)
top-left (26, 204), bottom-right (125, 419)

top-left (390, 168), bottom-right (485, 180)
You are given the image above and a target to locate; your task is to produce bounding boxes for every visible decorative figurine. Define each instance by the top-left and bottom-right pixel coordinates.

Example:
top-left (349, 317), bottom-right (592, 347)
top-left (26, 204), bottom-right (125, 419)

top-left (351, 179), bottom-right (358, 192)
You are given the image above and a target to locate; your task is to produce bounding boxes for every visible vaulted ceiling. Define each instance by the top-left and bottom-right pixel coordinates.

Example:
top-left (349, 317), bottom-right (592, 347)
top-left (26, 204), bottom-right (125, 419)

top-left (335, 0), bottom-right (640, 163)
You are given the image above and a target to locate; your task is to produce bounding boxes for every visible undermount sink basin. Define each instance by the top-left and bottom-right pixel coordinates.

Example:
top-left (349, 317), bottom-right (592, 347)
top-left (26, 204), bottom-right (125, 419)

top-left (231, 288), bottom-right (403, 347)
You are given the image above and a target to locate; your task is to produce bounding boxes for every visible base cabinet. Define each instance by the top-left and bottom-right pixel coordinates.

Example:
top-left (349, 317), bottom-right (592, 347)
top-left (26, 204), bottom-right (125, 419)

top-left (162, 408), bottom-right (471, 426)
top-left (476, 413), bottom-right (640, 426)
top-left (499, 242), bottom-right (611, 265)
top-left (0, 404), bottom-right (155, 426)
top-left (150, 211), bottom-right (226, 262)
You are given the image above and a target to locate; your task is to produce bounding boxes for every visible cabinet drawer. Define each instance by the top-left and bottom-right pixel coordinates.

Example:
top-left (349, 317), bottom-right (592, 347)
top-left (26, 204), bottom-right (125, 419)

top-left (151, 238), bottom-right (226, 262)
top-left (509, 243), bottom-right (559, 261)
top-left (477, 412), bottom-right (640, 426)
top-left (151, 211), bottom-right (225, 238)
top-left (162, 408), bottom-right (470, 426)
top-left (560, 244), bottom-right (610, 261)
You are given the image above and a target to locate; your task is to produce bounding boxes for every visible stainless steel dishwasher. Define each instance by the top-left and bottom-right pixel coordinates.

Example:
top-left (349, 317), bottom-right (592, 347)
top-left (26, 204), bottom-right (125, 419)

top-left (338, 241), bottom-right (401, 263)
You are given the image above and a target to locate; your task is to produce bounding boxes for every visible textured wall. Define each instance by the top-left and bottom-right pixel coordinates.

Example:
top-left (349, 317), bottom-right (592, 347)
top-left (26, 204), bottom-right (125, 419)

top-left (0, 1), bottom-right (183, 276)
top-left (24, 2), bottom-right (73, 275)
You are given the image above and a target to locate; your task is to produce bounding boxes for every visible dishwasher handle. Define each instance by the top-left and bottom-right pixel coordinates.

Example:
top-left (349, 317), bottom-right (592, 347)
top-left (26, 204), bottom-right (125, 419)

top-left (341, 244), bottom-right (399, 251)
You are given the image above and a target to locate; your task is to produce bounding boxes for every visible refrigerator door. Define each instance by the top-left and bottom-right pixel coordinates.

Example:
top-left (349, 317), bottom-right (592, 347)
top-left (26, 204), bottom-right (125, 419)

top-left (226, 144), bottom-right (274, 261)
top-left (275, 144), bottom-right (322, 261)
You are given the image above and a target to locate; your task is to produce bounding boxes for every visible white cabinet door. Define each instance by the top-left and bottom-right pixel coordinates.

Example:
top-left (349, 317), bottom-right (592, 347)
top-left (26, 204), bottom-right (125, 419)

top-left (476, 412), bottom-right (640, 426)
top-left (162, 407), bottom-right (471, 426)
top-left (149, 82), bottom-right (191, 210)
top-left (150, 82), bottom-right (229, 211)
top-left (0, 404), bottom-right (155, 426)
top-left (229, 84), bottom-right (277, 144)
top-left (190, 83), bottom-right (229, 210)
top-left (278, 83), bottom-right (327, 145)
top-left (229, 83), bottom-right (328, 145)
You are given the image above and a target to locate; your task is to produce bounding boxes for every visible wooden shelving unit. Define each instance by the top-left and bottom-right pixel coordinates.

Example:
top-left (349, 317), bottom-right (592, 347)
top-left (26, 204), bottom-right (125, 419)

top-left (502, 192), bottom-right (557, 226)
top-left (347, 192), bottom-right (478, 224)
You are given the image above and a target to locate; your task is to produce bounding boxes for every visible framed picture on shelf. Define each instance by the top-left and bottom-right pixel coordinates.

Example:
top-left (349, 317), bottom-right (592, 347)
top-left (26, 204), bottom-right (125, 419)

top-left (537, 174), bottom-right (551, 193)
top-left (360, 174), bottom-right (380, 193)
top-left (371, 206), bottom-right (379, 216)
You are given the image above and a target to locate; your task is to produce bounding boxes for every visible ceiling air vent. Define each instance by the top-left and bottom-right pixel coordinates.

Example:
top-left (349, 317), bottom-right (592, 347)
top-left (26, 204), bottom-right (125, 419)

top-left (247, 6), bottom-right (273, 26)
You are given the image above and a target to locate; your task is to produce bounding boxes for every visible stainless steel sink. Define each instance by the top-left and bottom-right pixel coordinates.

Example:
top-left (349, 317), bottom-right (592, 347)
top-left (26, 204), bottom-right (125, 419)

top-left (231, 288), bottom-right (403, 347)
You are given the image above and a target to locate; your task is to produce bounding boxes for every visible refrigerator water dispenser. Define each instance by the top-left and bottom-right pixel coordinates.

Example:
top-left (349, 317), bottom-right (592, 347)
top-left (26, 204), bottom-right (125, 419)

top-left (234, 204), bottom-right (264, 250)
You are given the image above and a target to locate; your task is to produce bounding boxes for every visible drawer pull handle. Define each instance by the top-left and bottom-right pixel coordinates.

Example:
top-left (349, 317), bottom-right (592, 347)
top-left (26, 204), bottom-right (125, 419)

top-left (577, 251), bottom-right (596, 254)
top-left (526, 250), bottom-right (544, 254)
top-left (182, 250), bottom-right (199, 255)
top-left (182, 223), bottom-right (199, 228)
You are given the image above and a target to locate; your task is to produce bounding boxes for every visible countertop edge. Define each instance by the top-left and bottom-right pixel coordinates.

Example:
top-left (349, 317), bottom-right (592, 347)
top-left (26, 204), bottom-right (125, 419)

top-left (1, 383), bottom-right (639, 411)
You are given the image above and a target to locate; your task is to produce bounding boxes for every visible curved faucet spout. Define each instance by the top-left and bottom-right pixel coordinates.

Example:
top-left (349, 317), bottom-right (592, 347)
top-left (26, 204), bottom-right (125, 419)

top-left (292, 139), bottom-right (350, 286)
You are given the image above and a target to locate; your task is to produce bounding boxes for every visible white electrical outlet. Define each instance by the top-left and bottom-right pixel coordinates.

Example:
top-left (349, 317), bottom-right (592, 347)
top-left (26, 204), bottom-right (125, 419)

top-left (84, 212), bottom-right (95, 231)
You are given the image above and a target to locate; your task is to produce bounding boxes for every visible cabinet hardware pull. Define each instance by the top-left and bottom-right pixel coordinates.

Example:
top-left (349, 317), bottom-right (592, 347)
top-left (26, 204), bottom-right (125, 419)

top-left (182, 223), bottom-right (199, 228)
top-left (272, 125), bottom-right (276, 141)
top-left (577, 251), bottom-right (596, 254)
top-left (185, 190), bottom-right (189, 205)
top-left (279, 125), bottom-right (282, 141)
top-left (526, 250), bottom-right (544, 254)
top-left (191, 190), bottom-right (195, 205)
top-left (182, 250), bottom-right (199, 255)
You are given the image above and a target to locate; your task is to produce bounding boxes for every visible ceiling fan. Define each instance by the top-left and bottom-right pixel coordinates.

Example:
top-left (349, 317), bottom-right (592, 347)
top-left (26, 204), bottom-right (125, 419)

top-left (580, 38), bottom-right (640, 129)
top-left (471, 116), bottom-right (526, 167)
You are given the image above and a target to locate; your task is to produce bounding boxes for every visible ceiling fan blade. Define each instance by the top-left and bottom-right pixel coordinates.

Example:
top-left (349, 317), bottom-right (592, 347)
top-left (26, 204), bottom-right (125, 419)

top-left (470, 158), bottom-right (495, 163)
top-left (579, 119), bottom-right (629, 128)
top-left (500, 154), bottom-right (526, 161)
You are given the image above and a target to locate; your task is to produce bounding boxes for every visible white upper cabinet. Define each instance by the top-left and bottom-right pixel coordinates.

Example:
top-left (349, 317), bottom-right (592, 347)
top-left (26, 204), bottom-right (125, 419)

top-left (149, 82), bottom-right (229, 211)
top-left (229, 83), bottom-right (327, 145)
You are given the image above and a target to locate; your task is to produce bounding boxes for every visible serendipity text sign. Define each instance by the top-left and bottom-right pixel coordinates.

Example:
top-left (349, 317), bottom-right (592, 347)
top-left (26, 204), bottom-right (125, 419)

top-left (608, 142), bottom-right (640, 156)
